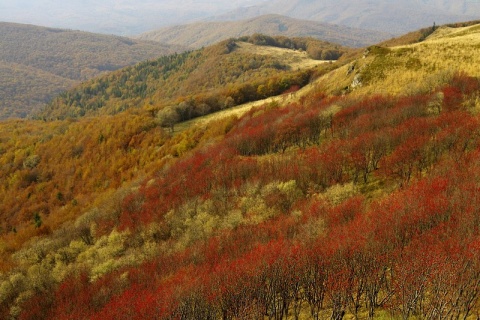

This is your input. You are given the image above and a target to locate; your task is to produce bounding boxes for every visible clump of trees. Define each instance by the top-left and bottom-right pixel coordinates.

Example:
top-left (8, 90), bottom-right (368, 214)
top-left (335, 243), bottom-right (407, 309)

top-left (155, 68), bottom-right (312, 130)
top-left (238, 33), bottom-right (347, 60)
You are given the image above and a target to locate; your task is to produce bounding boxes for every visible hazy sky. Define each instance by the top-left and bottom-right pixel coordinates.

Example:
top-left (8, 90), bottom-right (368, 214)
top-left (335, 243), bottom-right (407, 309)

top-left (0, 0), bottom-right (265, 34)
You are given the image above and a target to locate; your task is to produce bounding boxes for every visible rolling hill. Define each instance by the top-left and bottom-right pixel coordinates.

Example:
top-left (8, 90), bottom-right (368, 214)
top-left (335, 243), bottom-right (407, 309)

top-left (0, 22), bottom-right (181, 119)
top-left (1, 22), bottom-right (480, 319)
top-left (213, 0), bottom-right (480, 35)
top-left (137, 14), bottom-right (392, 49)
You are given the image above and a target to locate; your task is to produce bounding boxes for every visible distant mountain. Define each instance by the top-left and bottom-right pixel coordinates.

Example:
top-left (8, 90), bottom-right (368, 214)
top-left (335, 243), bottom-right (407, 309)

top-left (212, 0), bottom-right (480, 34)
top-left (137, 14), bottom-right (392, 49)
top-left (0, 22), bottom-right (181, 119)
top-left (0, 0), bottom-right (265, 35)
top-left (2, 0), bottom-right (477, 36)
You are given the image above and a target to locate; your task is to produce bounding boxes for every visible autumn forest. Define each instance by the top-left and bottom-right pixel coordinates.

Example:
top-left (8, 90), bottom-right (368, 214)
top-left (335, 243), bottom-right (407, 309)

top-left (1, 21), bottom-right (480, 320)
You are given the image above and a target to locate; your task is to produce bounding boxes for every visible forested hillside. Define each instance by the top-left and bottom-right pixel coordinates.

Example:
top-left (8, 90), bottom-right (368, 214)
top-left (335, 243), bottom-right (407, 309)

top-left (39, 35), bottom-right (352, 121)
top-left (0, 22), bottom-right (179, 119)
top-left (1, 22), bottom-right (480, 319)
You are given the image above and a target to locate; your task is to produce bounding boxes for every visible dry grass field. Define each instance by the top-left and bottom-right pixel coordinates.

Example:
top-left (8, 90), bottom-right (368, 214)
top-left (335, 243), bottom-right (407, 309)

top-left (349, 24), bottom-right (480, 96)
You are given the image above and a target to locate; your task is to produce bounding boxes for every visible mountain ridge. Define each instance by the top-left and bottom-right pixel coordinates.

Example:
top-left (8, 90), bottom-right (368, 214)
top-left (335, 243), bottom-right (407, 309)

top-left (212, 0), bottom-right (480, 34)
top-left (137, 14), bottom-right (392, 49)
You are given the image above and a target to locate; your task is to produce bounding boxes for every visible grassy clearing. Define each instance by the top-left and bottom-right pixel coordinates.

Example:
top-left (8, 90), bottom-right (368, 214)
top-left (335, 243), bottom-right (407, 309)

top-left (174, 92), bottom-right (291, 134)
top-left (236, 42), bottom-right (330, 70)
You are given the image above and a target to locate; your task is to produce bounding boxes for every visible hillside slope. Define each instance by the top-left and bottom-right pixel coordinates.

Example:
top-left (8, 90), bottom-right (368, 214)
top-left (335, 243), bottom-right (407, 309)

top-left (137, 14), bottom-right (391, 49)
top-left (214, 0), bottom-right (480, 34)
top-left (315, 23), bottom-right (480, 98)
top-left (1, 23), bottom-right (480, 319)
top-left (0, 22), bottom-right (180, 119)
